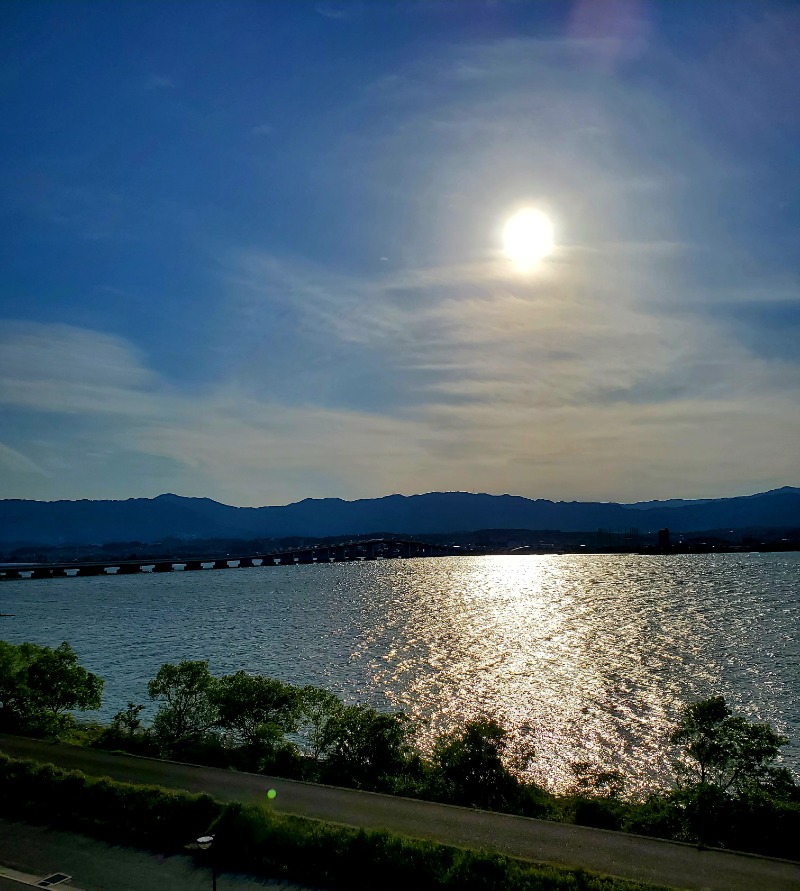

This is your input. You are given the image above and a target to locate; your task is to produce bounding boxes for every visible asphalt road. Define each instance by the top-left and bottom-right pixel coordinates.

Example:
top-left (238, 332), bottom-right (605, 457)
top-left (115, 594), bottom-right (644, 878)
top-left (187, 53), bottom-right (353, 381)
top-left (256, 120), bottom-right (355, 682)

top-left (1, 735), bottom-right (798, 891)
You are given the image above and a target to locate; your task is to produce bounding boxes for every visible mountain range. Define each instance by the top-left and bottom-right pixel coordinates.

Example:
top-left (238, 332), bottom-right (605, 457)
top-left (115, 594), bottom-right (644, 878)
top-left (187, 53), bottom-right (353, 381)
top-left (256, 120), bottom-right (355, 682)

top-left (1, 487), bottom-right (799, 546)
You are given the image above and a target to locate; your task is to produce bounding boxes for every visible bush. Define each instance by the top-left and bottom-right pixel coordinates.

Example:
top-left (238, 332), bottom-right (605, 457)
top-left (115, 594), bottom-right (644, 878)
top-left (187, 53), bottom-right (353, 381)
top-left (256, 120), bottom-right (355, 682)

top-left (572, 797), bottom-right (625, 831)
top-left (91, 725), bottom-right (161, 757)
top-left (317, 704), bottom-right (415, 789)
top-left (0, 754), bottom-right (222, 849)
top-left (624, 794), bottom-right (686, 842)
top-left (624, 786), bottom-right (800, 858)
top-left (429, 718), bottom-right (523, 811)
top-left (0, 754), bottom-right (663, 891)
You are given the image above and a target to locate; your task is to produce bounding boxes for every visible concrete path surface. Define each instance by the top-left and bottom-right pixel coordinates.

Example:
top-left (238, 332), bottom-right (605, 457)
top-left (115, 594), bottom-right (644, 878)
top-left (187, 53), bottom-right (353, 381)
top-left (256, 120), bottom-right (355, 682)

top-left (1, 735), bottom-right (798, 891)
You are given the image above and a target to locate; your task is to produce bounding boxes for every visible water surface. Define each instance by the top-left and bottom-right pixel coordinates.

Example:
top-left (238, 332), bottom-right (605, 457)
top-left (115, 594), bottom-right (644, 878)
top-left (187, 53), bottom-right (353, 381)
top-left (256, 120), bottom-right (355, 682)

top-left (2, 553), bottom-right (798, 794)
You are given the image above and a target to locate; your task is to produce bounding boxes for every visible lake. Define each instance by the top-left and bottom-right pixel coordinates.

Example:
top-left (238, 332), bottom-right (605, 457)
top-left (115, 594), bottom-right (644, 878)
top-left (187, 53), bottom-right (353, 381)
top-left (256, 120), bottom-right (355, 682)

top-left (2, 552), bottom-right (798, 795)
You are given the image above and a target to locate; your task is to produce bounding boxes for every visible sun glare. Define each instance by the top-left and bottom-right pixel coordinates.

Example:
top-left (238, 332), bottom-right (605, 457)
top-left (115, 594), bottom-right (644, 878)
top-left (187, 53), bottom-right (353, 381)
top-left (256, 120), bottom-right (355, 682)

top-left (502, 209), bottom-right (554, 271)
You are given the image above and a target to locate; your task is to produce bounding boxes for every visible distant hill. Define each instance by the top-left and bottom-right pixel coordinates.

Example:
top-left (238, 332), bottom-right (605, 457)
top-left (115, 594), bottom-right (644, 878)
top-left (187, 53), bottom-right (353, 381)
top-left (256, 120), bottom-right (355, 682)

top-left (1, 487), bottom-right (798, 546)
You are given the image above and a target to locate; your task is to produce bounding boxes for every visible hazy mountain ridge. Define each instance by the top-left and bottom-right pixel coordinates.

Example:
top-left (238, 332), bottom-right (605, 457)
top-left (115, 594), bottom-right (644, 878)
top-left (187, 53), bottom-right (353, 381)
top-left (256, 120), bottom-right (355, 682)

top-left (1, 487), bottom-right (798, 546)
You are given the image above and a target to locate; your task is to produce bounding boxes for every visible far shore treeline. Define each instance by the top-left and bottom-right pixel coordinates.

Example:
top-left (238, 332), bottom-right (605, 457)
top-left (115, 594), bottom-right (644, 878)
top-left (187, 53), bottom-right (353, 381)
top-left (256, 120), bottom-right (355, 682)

top-left (0, 639), bottom-right (798, 860)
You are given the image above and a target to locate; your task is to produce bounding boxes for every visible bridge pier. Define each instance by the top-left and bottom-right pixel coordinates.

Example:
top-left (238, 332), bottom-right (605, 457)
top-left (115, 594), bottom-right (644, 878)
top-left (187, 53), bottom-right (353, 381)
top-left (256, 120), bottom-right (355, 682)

top-left (1, 538), bottom-right (453, 581)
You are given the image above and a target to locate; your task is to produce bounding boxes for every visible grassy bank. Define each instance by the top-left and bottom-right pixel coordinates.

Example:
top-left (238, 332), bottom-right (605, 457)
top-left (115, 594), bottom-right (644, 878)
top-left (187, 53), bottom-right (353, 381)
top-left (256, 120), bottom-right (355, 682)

top-left (0, 753), bottom-right (668, 891)
top-left (3, 640), bottom-right (799, 860)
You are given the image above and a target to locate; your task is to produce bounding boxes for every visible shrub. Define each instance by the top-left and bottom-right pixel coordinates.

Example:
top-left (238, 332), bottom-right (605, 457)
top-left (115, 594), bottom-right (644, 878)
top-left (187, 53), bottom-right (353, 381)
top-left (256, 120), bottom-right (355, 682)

top-left (572, 797), bottom-right (625, 831)
top-left (0, 754), bottom-right (664, 891)
top-left (318, 704), bottom-right (415, 789)
top-left (430, 717), bottom-right (523, 810)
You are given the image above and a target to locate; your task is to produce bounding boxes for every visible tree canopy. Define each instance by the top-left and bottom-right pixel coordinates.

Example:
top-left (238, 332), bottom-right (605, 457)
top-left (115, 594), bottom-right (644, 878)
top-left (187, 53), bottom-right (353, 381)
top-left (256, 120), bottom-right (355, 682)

top-left (0, 640), bottom-right (102, 737)
top-left (212, 671), bottom-right (298, 748)
top-left (319, 703), bottom-right (413, 788)
top-left (295, 684), bottom-right (342, 763)
top-left (432, 717), bottom-right (521, 809)
top-left (147, 659), bottom-right (219, 754)
top-left (671, 695), bottom-right (790, 793)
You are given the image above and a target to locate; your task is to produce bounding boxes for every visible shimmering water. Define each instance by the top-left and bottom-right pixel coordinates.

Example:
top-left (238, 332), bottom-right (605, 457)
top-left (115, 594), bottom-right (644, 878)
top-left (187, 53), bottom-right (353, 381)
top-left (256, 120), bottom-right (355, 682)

top-left (2, 553), bottom-right (798, 794)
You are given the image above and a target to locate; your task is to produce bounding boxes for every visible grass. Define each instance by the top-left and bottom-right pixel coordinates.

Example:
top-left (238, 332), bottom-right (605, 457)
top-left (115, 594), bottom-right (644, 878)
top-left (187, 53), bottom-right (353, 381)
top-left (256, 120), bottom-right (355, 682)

top-left (0, 753), bottom-right (671, 891)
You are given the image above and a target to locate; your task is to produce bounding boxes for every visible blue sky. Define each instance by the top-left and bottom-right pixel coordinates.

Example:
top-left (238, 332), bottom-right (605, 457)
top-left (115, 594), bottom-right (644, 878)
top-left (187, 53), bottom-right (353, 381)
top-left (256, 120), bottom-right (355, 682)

top-left (1, 0), bottom-right (799, 506)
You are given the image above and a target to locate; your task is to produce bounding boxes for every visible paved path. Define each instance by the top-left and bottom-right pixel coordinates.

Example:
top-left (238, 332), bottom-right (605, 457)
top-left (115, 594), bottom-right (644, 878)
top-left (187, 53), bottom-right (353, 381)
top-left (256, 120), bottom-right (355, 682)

top-left (1, 735), bottom-right (798, 891)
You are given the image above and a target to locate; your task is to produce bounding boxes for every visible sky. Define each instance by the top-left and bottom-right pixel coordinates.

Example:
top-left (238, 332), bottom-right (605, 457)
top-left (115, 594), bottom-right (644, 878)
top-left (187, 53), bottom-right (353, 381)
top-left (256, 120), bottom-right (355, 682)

top-left (1, 0), bottom-right (799, 507)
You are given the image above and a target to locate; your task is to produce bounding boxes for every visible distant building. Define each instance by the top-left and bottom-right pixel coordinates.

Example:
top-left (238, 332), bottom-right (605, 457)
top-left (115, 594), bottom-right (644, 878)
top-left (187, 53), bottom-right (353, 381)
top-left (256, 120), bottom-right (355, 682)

top-left (657, 528), bottom-right (671, 550)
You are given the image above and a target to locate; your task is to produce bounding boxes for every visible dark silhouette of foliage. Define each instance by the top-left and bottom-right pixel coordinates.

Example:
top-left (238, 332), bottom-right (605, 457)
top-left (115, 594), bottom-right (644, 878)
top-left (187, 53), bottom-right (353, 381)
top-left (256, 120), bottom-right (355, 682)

top-left (570, 761), bottom-right (625, 798)
top-left (431, 717), bottom-right (522, 810)
top-left (91, 701), bottom-right (157, 756)
top-left (568, 761), bottom-right (627, 829)
top-left (671, 695), bottom-right (789, 793)
top-left (112, 701), bottom-right (145, 737)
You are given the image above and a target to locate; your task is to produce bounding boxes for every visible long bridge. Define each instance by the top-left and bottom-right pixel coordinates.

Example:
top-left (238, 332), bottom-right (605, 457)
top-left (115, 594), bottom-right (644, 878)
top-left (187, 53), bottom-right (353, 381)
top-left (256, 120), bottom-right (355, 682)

top-left (0, 538), bottom-right (457, 581)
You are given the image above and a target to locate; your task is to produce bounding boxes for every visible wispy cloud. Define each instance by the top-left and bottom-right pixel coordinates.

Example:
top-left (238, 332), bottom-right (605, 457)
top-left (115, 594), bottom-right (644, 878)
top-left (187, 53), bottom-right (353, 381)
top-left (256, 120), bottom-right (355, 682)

top-left (0, 311), bottom-right (797, 504)
top-left (315, 2), bottom-right (364, 21)
top-left (0, 442), bottom-right (48, 477)
top-left (0, 323), bottom-right (157, 418)
top-left (7, 182), bottom-right (135, 242)
top-left (143, 74), bottom-right (175, 91)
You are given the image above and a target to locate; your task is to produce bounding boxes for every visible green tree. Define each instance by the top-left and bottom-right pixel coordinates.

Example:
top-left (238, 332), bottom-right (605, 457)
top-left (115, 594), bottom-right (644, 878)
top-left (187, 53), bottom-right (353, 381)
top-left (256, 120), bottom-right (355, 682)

top-left (671, 696), bottom-right (789, 793)
top-left (213, 671), bottom-right (299, 750)
top-left (0, 640), bottom-right (27, 728)
top-left (432, 717), bottom-right (520, 810)
top-left (669, 696), bottom-right (798, 848)
top-left (319, 704), bottom-right (414, 788)
top-left (147, 660), bottom-right (218, 754)
top-left (0, 640), bottom-right (103, 737)
top-left (295, 685), bottom-right (343, 763)
top-left (111, 702), bottom-right (145, 738)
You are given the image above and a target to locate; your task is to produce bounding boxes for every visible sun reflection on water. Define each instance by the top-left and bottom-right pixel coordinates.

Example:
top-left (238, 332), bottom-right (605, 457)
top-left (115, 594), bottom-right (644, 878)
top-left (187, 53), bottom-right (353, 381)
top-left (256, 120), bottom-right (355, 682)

top-left (2, 553), bottom-right (798, 795)
top-left (354, 554), bottom-right (799, 793)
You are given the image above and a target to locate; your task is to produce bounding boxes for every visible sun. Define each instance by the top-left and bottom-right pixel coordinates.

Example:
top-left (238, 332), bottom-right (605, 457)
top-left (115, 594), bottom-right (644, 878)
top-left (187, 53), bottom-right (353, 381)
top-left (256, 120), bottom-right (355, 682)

top-left (502, 209), bottom-right (554, 271)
